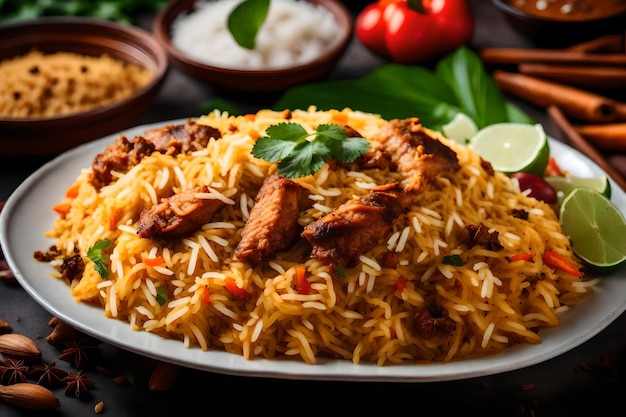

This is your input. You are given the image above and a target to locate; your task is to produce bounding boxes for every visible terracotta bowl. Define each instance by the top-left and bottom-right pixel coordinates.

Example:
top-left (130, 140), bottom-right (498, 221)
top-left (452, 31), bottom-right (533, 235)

top-left (492, 0), bottom-right (626, 46)
top-left (152, 0), bottom-right (353, 92)
top-left (0, 17), bottom-right (169, 156)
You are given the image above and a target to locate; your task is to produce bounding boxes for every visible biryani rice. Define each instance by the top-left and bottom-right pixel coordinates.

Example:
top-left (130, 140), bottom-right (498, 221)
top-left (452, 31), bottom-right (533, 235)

top-left (44, 107), bottom-right (595, 365)
top-left (0, 50), bottom-right (152, 119)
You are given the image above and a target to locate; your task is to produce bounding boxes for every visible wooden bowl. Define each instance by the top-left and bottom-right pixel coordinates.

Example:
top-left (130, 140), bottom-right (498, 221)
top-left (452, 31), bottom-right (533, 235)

top-left (0, 17), bottom-right (169, 156)
top-left (152, 0), bottom-right (353, 92)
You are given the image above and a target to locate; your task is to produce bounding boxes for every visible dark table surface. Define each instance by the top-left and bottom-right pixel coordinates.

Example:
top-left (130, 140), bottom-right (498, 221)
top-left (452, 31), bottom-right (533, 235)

top-left (2, 1), bottom-right (626, 415)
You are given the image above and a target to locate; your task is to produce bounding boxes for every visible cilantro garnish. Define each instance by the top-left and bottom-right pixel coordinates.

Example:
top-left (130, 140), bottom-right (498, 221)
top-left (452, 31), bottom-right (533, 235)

top-left (156, 287), bottom-right (168, 306)
top-left (87, 238), bottom-right (111, 279)
top-left (442, 254), bottom-right (464, 266)
top-left (252, 122), bottom-right (370, 178)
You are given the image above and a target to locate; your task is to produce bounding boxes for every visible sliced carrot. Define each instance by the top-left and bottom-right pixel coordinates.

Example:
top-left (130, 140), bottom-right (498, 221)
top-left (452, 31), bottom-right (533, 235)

top-left (65, 182), bottom-right (81, 199)
top-left (53, 201), bottom-right (72, 215)
top-left (143, 256), bottom-right (165, 267)
top-left (224, 277), bottom-right (251, 299)
top-left (201, 287), bottom-right (211, 304)
top-left (295, 265), bottom-right (311, 295)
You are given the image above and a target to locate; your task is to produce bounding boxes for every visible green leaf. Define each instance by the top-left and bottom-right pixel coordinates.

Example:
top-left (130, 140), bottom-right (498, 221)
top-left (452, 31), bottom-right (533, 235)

top-left (227, 0), bottom-right (270, 50)
top-left (442, 254), bottom-right (464, 266)
top-left (274, 47), bottom-right (534, 131)
top-left (87, 238), bottom-right (111, 279)
top-left (156, 286), bottom-right (168, 306)
top-left (251, 122), bottom-right (369, 178)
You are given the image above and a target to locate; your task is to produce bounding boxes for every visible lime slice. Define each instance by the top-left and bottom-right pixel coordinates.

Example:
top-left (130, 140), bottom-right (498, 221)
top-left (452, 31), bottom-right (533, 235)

top-left (545, 175), bottom-right (612, 207)
top-left (468, 122), bottom-right (550, 176)
top-left (559, 188), bottom-right (626, 272)
top-left (442, 113), bottom-right (478, 144)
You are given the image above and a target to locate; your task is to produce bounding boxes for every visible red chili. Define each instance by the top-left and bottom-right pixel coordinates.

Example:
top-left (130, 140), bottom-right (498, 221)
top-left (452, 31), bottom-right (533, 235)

top-left (224, 277), bottom-right (251, 299)
top-left (355, 0), bottom-right (474, 64)
top-left (543, 250), bottom-right (582, 277)
top-left (544, 156), bottom-right (563, 177)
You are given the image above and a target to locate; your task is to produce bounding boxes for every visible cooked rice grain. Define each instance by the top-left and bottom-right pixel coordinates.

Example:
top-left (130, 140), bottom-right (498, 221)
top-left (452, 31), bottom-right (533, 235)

top-left (44, 107), bottom-right (595, 365)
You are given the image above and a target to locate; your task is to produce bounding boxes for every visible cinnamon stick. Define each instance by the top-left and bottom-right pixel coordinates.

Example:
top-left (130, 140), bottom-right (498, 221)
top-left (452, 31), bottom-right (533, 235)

top-left (566, 34), bottom-right (624, 53)
top-left (548, 105), bottom-right (626, 192)
top-left (573, 123), bottom-right (626, 152)
top-left (518, 63), bottom-right (626, 89)
top-left (480, 48), bottom-right (626, 66)
top-left (494, 70), bottom-right (623, 123)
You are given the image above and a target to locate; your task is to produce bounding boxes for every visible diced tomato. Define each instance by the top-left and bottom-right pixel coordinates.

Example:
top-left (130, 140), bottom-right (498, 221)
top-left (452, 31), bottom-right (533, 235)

top-left (295, 265), bottom-right (311, 295)
top-left (543, 250), bottom-right (582, 277)
top-left (224, 277), bottom-right (251, 299)
top-left (544, 156), bottom-right (563, 177)
top-left (143, 256), bottom-right (165, 267)
top-left (395, 276), bottom-right (406, 293)
top-left (510, 253), bottom-right (533, 262)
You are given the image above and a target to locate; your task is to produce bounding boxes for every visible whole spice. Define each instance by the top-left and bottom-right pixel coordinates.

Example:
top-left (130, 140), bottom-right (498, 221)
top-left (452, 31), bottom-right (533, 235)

top-left (0, 333), bottom-right (42, 361)
top-left (63, 370), bottom-right (95, 397)
top-left (148, 361), bottom-right (182, 391)
top-left (0, 358), bottom-right (29, 385)
top-left (30, 362), bottom-right (68, 387)
top-left (0, 382), bottom-right (60, 410)
top-left (58, 336), bottom-right (100, 369)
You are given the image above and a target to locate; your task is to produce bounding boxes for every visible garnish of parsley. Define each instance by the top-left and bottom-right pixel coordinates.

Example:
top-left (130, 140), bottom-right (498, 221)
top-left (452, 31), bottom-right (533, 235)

top-left (87, 238), bottom-right (110, 278)
top-left (251, 122), bottom-right (370, 178)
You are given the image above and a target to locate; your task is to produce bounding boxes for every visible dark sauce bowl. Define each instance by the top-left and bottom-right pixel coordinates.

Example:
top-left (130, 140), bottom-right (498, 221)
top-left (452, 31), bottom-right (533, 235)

top-left (492, 0), bottom-right (626, 47)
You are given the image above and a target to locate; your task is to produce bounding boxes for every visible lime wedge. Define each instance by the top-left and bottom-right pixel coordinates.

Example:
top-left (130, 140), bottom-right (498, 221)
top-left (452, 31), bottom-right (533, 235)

top-left (468, 122), bottom-right (550, 176)
top-left (545, 175), bottom-right (612, 207)
top-left (559, 188), bottom-right (626, 273)
top-left (442, 113), bottom-right (478, 144)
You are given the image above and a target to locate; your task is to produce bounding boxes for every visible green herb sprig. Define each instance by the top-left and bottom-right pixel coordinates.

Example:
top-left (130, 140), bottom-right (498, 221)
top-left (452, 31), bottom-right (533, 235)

top-left (87, 238), bottom-right (111, 279)
top-left (252, 122), bottom-right (370, 179)
top-left (227, 0), bottom-right (270, 50)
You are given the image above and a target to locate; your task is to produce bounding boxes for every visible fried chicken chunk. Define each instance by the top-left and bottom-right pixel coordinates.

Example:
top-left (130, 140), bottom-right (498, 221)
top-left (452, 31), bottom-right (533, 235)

top-left (234, 173), bottom-right (312, 266)
top-left (301, 182), bottom-right (408, 268)
top-left (137, 185), bottom-right (225, 239)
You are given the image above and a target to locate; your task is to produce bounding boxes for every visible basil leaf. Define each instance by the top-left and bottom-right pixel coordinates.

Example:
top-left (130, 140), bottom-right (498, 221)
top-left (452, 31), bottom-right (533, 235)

top-left (227, 0), bottom-right (270, 50)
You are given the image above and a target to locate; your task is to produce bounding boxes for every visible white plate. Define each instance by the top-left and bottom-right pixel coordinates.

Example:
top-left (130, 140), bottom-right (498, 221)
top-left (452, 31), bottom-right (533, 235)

top-left (2, 120), bottom-right (626, 382)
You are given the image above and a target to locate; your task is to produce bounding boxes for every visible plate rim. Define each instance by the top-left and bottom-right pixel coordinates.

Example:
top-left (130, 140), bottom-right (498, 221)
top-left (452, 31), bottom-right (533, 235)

top-left (2, 119), bottom-right (626, 382)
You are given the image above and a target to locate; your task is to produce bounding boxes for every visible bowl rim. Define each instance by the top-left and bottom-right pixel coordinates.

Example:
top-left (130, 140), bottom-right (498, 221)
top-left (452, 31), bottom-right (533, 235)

top-left (0, 16), bottom-right (169, 125)
top-left (491, 0), bottom-right (626, 23)
top-left (152, 0), bottom-right (354, 76)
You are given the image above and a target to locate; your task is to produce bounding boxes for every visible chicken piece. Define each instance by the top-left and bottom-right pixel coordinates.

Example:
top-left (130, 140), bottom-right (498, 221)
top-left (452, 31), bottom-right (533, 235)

top-left (234, 173), bottom-right (312, 266)
top-left (301, 182), bottom-right (407, 268)
top-left (143, 119), bottom-right (221, 155)
top-left (137, 185), bottom-right (225, 239)
top-left (89, 120), bottom-right (221, 190)
top-left (378, 118), bottom-right (460, 194)
top-left (90, 135), bottom-right (156, 190)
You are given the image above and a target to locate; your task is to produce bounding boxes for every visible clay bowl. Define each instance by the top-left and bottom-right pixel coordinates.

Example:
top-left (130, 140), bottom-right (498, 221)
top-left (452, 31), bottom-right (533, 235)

top-left (0, 16), bottom-right (169, 156)
top-left (152, 0), bottom-right (353, 93)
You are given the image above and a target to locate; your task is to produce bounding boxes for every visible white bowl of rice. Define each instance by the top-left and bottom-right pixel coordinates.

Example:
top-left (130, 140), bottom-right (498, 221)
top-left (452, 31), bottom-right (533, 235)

top-left (152, 0), bottom-right (353, 92)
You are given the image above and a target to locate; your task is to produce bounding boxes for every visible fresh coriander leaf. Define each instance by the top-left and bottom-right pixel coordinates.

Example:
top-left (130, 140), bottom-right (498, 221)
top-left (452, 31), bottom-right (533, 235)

top-left (156, 286), bottom-right (168, 306)
top-left (251, 122), bottom-right (369, 178)
top-left (442, 254), bottom-right (464, 266)
top-left (87, 238), bottom-right (111, 278)
top-left (227, 0), bottom-right (270, 50)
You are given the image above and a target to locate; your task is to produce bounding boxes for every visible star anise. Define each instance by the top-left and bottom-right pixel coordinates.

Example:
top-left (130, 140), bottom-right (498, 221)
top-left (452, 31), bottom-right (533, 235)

top-left (30, 361), bottom-right (68, 387)
top-left (58, 336), bottom-right (99, 368)
top-left (0, 357), bottom-right (29, 384)
top-left (63, 369), bottom-right (95, 397)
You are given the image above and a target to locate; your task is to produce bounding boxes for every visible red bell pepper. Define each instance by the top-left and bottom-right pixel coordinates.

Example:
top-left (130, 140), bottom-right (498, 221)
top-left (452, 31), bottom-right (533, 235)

top-left (356, 0), bottom-right (474, 64)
